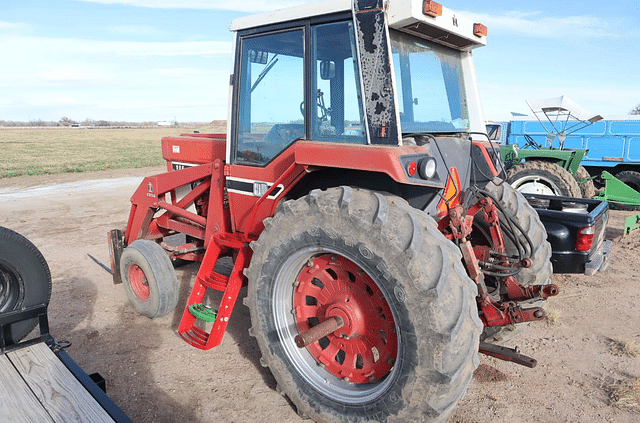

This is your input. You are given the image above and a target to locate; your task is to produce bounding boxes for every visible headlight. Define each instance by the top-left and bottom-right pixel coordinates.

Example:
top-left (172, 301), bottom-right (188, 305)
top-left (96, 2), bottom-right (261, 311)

top-left (418, 157), bottom-right (437, 179)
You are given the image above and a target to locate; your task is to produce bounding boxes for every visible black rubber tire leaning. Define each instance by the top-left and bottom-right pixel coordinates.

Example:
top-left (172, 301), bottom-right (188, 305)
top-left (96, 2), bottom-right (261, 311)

top-left (0, 226), bottom-right (52, 343)
top-left (246, 186), bottom-right (483, 423)
top-left (477, 180), bottom-right (553, 344)
top-left (507, 160), bottom-right (581, 197)
top-left (610, 170), bottom-right (640, 211)
top-left (576, 165), bottom-right (596, 199)
top-left (120, 240), bottom-right (179, 318)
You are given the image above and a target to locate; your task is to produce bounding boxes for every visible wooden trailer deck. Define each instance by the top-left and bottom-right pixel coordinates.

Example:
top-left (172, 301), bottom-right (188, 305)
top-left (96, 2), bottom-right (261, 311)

top-left (0, 342), bottom-right (116, 422)
top-left (1, 305), bottom-right (132, 423)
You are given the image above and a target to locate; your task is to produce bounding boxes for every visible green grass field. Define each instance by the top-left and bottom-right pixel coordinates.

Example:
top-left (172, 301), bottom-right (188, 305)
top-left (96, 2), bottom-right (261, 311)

top-left (0, 127), bottom-right (213, 178)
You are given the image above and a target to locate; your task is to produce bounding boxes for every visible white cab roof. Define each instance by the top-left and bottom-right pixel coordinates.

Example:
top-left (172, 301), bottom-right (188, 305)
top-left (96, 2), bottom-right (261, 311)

top-left (230, 0), bottom-right (350, 31)
top-left (229, 0), bottom-right (487, 51)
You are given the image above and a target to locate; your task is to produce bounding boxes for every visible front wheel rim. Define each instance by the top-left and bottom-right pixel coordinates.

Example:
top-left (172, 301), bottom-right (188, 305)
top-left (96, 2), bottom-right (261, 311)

top-left (128, 264), bottom-right (150, 301)
top-left (273, 247), bottom-right (400, 404)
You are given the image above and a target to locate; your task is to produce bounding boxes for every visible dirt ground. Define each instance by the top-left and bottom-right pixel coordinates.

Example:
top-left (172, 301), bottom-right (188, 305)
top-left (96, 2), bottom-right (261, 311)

top-left (2, 168), bottom-right (640, 423)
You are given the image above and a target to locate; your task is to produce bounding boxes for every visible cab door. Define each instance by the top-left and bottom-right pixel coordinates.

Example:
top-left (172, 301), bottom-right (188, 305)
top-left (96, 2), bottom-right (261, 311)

top-left (227, 19), bottom-right (366, 236)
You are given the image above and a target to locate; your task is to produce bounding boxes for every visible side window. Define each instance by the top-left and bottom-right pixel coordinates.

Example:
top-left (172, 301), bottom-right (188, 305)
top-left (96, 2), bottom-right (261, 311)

top-left (236, 30), bottom-right (304, 165)
top-left (311, 22), bottom-right (366, 144)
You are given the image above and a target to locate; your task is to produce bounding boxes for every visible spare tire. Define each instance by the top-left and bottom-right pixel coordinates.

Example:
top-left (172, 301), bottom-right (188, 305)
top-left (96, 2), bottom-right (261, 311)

top-left (0, 227), bottom-right (52, 343)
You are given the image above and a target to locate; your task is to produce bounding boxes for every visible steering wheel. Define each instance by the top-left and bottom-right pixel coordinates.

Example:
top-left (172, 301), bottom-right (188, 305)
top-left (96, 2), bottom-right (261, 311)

top-left (300, 89), bottom-right (331, 123)
top-left (523, 134), bottom-right (540, 149)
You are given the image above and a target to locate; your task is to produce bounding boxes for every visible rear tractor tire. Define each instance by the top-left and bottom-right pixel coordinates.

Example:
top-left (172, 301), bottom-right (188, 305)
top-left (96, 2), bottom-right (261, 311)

top-left (576, 166), bottom-right (596, 199)
top-left (120, 240), bottom-right (179, 318)
top-left (246, 187), bottom-right (482, 423)
top-left (507, 160), bottom-right (581, 197)
top-left (0, 227), bottom-right (52, 343)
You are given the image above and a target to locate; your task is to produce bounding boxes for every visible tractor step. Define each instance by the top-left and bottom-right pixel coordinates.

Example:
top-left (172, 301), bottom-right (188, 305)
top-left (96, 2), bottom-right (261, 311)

top-left (177, 232), bottom-right (253, 350)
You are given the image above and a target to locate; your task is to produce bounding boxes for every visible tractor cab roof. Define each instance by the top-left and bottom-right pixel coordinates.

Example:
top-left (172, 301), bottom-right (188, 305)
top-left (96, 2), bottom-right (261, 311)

top-left (230, 0), bottom-right (486, 51)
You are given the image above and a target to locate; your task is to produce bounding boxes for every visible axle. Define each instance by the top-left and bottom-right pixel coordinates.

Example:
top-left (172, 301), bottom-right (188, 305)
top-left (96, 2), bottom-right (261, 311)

top-left (294, 316), bottom-right (344, 349)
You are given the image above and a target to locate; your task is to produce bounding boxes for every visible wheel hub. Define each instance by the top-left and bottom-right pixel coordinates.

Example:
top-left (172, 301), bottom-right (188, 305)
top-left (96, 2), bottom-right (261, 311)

top-left (0, 262), bottom-right (23, 312)
top-left (293, 254), bottom-right (397, 383)
top-left (128, 264), bottom-right (150, 301)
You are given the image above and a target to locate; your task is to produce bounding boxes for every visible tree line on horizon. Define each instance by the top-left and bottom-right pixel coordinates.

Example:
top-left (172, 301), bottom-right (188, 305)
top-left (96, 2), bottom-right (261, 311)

top-left (2, 105), bottom-right (638, 128)
top-left (0, 117), bottom-right (206, 127)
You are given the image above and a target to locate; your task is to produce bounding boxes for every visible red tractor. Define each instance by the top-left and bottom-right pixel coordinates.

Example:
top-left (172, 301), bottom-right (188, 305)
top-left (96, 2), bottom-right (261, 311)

top-left (109, 0), bottom-right (556, 421)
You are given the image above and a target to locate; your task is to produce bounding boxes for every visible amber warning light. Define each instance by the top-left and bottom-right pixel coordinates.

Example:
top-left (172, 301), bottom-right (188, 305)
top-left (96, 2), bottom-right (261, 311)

top-left (474, 23), bottom-right (488, 37)
top-left (423, 0), bottom-right (442, 18)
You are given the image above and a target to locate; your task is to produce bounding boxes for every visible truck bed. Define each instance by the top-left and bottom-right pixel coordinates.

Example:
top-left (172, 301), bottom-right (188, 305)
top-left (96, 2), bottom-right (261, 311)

top-left (526, 193), bottom-right (611, 275)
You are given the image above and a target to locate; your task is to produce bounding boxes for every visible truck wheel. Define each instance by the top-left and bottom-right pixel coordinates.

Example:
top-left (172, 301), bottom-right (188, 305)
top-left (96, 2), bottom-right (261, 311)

top-left (0, 227), bottom-right (52, 343)
top-left (610, 170), bottom-right (640, 211)
top-left (120, 240), bottom-right (179, 318)
top-left (475, 181), bottom-right (553, 344)
top-left (576, 166), bottom-right (596, 199)
top-left (507, 160), bottom-right (581, 197)
top-left (246, 187), bottom-right (482, 423)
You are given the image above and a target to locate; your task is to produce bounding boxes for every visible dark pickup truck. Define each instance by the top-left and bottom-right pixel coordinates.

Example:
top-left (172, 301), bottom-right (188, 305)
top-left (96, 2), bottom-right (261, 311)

top-left (526, 194), bottom-right (611, 275)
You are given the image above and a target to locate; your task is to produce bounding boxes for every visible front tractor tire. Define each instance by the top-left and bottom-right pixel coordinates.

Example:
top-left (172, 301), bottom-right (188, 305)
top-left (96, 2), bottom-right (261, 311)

top-left (120, 240), bottom-right (179, 318)
top-left (507, 160), bottom-right (581, 197)
top-left (246, 187), bottom-right (482, 423)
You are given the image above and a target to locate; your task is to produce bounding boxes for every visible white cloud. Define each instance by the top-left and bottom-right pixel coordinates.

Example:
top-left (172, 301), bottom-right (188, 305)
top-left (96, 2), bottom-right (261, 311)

top-left (150, 67), bottom-right (209, 77)
top-left (30, 96), bottom-right (85, 106)
top-left (109, 25), bottom-right (162, 37)
top-left (0, 35), bottom-right (231, 57)
top-left (74, 0), bottom-right (308, 12)
top-left (0, 21), bottom-right (29, 31)
top-left (38, 69), bottom-right (118, 86)
top-left (479, 78), bottom-right (640, 121)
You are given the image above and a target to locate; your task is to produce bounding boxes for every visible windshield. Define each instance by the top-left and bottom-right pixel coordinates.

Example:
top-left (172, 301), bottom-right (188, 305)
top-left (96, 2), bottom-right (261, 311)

top-left (390, 30), bottom-right (469, 134)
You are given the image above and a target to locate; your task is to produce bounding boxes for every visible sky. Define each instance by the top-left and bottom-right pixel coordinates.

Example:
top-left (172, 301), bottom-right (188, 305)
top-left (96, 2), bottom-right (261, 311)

top-left (1, 0), bottom-right (639, 123)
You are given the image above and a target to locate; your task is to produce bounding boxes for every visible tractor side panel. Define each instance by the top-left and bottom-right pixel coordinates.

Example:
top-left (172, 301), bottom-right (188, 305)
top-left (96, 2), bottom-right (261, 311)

top-left (226, 150), bottom-right (305, 236)
top-left (162, 135), bottom-right (227, 168)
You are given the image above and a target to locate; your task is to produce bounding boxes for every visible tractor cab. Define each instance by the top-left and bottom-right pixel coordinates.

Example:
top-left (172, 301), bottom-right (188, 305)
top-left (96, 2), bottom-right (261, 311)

top-left (227, 0), bottom-right (487, 155)
top-left (219, 0), bottom-right (497, 233)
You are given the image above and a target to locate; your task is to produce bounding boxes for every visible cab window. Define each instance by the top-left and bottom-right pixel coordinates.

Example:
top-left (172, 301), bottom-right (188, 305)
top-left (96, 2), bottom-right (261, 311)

top-left (235, 29), bottom-right (304, 165)
top-left (311, 21), bottom-right (366, 144)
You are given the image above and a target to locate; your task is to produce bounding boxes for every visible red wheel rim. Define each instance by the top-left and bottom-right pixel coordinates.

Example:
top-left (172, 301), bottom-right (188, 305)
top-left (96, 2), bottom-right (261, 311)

top-left (293, 254), bottom-right (397, 383)
top-left (128, 264), bottom-right (150, 301)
